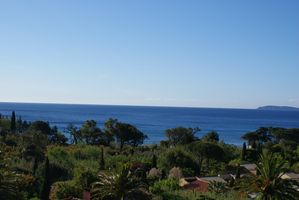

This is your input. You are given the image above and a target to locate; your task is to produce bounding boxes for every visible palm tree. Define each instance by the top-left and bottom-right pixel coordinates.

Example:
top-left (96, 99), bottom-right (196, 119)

top-left (91, 165), bottom-right (151, 200)
top-left (246, 150), bottom-right (299, 200)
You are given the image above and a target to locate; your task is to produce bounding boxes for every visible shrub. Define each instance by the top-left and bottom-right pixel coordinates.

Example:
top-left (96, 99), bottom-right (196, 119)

top-left (168, 167), bottom-right (182, 180)
top-left (291, 162), bottom-right (299, 173)
top-left (150, 179), bottom-right (180, 194)
top-left (49, 161), bottom-right (73, 183)
top-left (49, 181), bottom-right (81, 200)
top-left (47, 146), bottom-right (74, 170)
top-left (148, 168), bottom-right (162, 179)
top-left (73, 167), bottom-right (98, 190)
top-left (181, 168), bottom-right (195, 177)
top-left (72, 145), bottom-right (101, 160)
top-left (159, 148), bottom-right (198, 175)
top-left (208, 181), bottom-right (229, 194)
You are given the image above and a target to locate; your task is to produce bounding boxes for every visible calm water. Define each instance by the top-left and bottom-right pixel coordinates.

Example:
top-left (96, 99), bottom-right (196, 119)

top-left (1, 102), bottom-right (299, 146)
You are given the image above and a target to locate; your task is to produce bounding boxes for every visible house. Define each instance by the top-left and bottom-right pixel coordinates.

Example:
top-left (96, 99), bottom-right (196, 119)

top-left (240, 163), bottom-right (257, 175)
top-left (180, 176), bottom-right (227, 192)
top-left (83, 190), bottom-right (90, 200)
top-left (179, 177), bottom-right (198, 187)
top-left (281, 172), bottom-right (299, 181)
top-left (220, 174), bottom-right (235, 182)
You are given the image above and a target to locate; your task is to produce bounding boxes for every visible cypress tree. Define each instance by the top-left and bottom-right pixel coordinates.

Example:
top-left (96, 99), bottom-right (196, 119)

top-left (236, 164), bottom-right (241, 179)
top-left (32, 157), bottom-right (38, 175)
top-left (99, 147), bottom-right (105, 170)
top-left (152, 154), bottom-right (157, 168)
top-left (252, 141), bottom-right (257, 149)
top-left (241, 142), bottom-right (246, 160)
top-left (10, 111), bottom-right (16, 132)
top-left (40, 157), bottom-right (50, 200)
top-left (161, 169), bottom-right (166, 179)
top-left (257, 142), bottom-right (262, 153)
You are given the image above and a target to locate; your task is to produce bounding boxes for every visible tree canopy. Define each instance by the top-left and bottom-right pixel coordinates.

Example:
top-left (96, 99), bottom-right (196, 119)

top-left (104, 118), bottom-right (148, 150)
top-left (201, 131), bottom-right (219, 143)
top-left (165, 127), bottom-right (199, 146)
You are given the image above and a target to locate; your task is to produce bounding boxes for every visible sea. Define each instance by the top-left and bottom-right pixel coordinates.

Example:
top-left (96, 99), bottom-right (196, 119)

top-left (1, 102), bottom-right (299, 146)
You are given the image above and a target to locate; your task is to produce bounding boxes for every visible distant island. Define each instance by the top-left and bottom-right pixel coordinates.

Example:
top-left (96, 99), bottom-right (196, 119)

top-left (257, 105), bottom-right (299, 111)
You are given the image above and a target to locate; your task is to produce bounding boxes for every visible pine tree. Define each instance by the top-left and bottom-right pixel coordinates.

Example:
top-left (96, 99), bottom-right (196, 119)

top-left (10, 111), bottom-right (16, 132)
top-left (40, 157), bottom-right (50, 200)
top-left (241, 142), bottom-right (246, 160)
top-left (99, 147), bottom-right (105, 170)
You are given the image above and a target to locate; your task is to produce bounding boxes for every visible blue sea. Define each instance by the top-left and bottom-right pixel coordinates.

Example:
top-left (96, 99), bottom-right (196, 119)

top-left (1, 102), bottom-right (299, 146)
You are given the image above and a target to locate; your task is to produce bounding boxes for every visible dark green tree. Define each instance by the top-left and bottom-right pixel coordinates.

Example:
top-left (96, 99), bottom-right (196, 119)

top-left (188, 141), bottom-right (225, 174)
top-left (118, 123), bottom-right (147, 150)
top-left (235, 164), bottom-right (241, 180)
top-left (66, 123), bottom-right (81, 144)
top-left (22, 130), bottom-right (48, 174)
top-left (49, 132), bottom-right (68, 145)
top-left (241, 142), bottom-right (246, 160)
top-left (28, 121), bottom-right (51, 135)
top-left (202, 131), bottom-right (219, 143)
top-left (165, 127), bottom-right (199, 146)
top-left (10, 111), bottom-right (16, 132)
top-left (242, 132), bottom-right (259, 148)
top-left (104, 119), bottom-right (148, 150)
top-left (104, 118), bottom-right (118, 144)
top-left (99, 147), bottom-right (105, 170)
top-left (16, 117), bottom-right (25, 133)
top-left (256, 127), bottom-right (273, 143)
top-left (160, 148), bottom-right (199, 175)
top-left (272, 128), bottom-right (299, 144)
top-left (48, 126), bottom-right (68, 145)
top-left (40, 157), bottom-right (50, 200)
top-left (152, 154), bottom-right (157, 168)
top-left (242, 127), bottom-right (273, 148)
top-left (80, 120), bottom-right (106, 145)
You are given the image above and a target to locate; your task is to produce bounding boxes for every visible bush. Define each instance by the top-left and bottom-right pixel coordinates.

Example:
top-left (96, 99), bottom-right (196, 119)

top-left (168, 167), bottom-right (182, 180)
top-left (150, 179), bottom-right (180, 194)
top-left (159, 148), bottom-right (198, 175)
top-left (73, 167), bottom-right (98, 190)
top-left (47, 146), bottom-right (74, 170)
top-left (150, 179), bottom-right (185, 200)
top-left (49, 181), bottom-right (81, 200)
top-left (291, 162), bottom-right (299, 173)
top-left (49, 161), bottom-right (73, 183)
top-left (72, 145), bottom-right (101, 160)
top-left (148, 168), bottom-right (162, 179)
top-left (181, 168), bottom-right (195, 177)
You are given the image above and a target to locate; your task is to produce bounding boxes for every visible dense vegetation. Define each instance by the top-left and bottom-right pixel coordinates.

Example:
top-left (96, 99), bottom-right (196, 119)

top-left (0, 112), bottom-right (299, 200)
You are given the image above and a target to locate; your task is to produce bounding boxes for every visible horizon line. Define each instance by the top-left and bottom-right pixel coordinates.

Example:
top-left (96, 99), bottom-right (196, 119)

top-left (0, 100), bottom-right (272, 110)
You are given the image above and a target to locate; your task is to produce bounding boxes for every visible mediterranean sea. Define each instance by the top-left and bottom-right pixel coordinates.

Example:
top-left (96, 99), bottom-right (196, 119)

top-left (1, 102), bottom-right (299, 146)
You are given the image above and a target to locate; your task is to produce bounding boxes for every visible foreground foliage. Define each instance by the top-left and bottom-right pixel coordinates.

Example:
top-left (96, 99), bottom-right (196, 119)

top-left (1, 112), bottom-right (299, 199)
top-left (242, 151), bottom-right (299, 200)
top-left (91, 165), bottom-right (151, 200)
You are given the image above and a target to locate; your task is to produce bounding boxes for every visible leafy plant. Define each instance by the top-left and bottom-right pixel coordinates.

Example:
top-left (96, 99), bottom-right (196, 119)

top-left (91, 165), bottom-right (151, 200)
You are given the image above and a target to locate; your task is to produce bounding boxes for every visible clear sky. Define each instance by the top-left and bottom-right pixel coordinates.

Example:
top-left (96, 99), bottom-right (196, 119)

top-left (0, 0), bottom-right (298, 108)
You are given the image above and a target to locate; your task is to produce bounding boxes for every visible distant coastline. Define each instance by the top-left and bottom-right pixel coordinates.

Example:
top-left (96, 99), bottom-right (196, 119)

top-left (257, 105), bottom-right (299, 111)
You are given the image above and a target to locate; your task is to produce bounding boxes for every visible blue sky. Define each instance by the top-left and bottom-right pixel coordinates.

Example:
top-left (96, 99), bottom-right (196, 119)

top-left (0, 0), bottom-right (298, 108)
